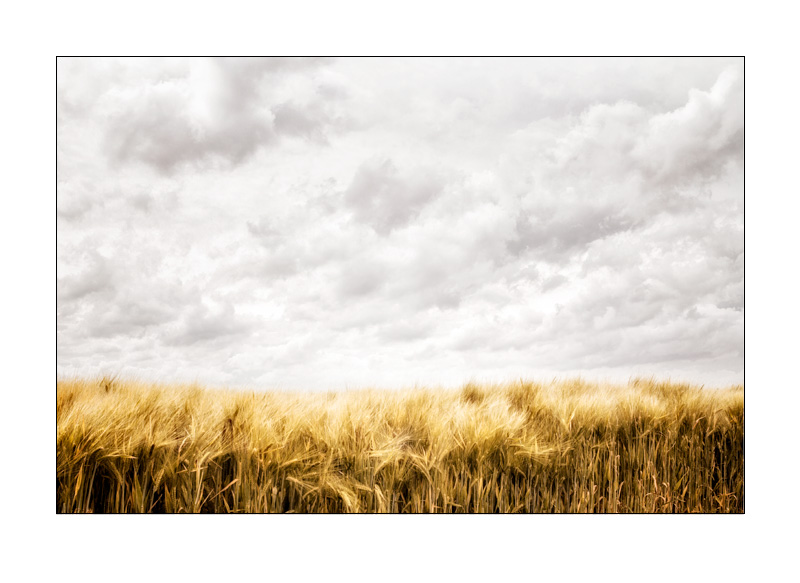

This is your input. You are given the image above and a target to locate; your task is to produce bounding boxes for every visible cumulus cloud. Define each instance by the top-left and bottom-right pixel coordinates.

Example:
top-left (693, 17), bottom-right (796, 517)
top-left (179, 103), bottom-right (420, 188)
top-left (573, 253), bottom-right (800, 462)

top-left (343, 159), bottom-right (444, 234)
top-left (57, 57), bottom-right (744, 389)
top-left (58, 57), bottom-right (345, 174)
top-left (634, 67), bottom-right (744, 185)
top-left (165, 301), bottom-right (255, 347)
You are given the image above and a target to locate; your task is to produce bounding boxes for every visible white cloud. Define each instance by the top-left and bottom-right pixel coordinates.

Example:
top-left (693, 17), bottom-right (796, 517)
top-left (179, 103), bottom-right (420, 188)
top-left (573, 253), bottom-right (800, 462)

top-left (57, 57), bottom-right (744, 389)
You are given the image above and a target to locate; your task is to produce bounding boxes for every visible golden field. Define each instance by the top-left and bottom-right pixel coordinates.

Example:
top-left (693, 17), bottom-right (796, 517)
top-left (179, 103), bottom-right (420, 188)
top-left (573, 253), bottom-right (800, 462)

top-left (56, 377), bottom-right (744, 513)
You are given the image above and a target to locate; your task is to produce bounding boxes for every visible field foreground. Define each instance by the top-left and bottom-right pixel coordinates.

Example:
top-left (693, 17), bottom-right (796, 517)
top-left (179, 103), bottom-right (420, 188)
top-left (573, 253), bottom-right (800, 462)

top-left (57, 377), bottom-right (744, 513)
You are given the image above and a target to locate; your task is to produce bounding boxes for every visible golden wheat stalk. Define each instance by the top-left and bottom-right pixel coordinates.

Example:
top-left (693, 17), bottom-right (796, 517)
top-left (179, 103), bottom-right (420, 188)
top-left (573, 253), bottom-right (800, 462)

top-left (56, 376), bottom-right (744, 513)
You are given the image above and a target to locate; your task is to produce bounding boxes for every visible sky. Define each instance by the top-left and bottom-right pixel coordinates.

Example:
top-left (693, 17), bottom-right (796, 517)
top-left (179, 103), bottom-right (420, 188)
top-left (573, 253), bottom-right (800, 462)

top-left (56, 57), bottom-right (744, 390)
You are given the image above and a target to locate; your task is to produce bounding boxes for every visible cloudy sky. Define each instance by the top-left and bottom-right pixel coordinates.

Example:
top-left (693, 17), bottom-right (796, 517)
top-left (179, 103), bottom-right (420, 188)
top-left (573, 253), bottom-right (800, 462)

top-left (56, 57), bottom-right (743, 390)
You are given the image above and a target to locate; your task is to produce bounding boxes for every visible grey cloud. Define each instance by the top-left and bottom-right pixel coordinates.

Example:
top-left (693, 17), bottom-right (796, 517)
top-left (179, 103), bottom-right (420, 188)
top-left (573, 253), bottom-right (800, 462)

top-left (86, 299), bottom-right (177, 339)
top-left (344, 159), bottom-right (444, 234)
top-left (256, 250), bottom-right (301, 279)
top-left (549, 67), bottom-right (743, 191)
top-left (104, 79), bottom-right (275, 173)
top-left (336, 255), bottom-right (389, 298)
top-left (244, 221), bottom-right (302, 278)
top-left (244, 217), bottom-right (358, 281)
top-left (272, 100), bottom-right (347, 142)
top-left (377, 319), bottom-right (436, 342)
top-left (166, 302), bottom-right (255, 347)
top-left (57, 252), bottom-right (114, 302)
top-left (273, 102), bottom-right (323, 138)
top-left (247, 216), bottom-right (289, 249)
top-left (634, 67), bottom-right (744, 186)
top-left (524, 242), bottom-right (742, 371)
top-left (59, 264), bottom-right (193, 342)
top-left (57, 195), bottom-right (97, 222)
top-left (510, 206), bottom-right (640, 262)
top-left (540, 274), bottom-right (567, 292)
top-left (90, 58), bottom-right (341, 174)
top-left (57, 179), bottom-right (104, 222)
top-left (329, 203), bottom-right (514, 313)
top-left (503, 66), bottom-right (743, 268)
top-left (129, 193), bottom-right (154, 212)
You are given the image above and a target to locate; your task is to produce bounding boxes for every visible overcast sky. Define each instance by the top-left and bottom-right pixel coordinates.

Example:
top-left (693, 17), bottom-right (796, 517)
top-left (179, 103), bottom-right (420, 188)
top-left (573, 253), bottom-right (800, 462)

top-left (56, 57), bottom-right (743, 389)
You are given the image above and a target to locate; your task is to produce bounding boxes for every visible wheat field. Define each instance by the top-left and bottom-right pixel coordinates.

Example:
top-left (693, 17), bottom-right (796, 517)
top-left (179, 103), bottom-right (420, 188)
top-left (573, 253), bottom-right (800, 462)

top-left (56, 377), bottom-right (744, 513)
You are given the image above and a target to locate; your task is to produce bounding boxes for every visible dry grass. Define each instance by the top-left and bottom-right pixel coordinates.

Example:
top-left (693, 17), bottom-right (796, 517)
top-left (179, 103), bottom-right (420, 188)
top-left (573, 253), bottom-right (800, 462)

top-left (56, 376), bottom-right (744, 513)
